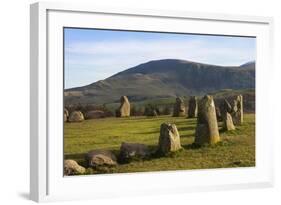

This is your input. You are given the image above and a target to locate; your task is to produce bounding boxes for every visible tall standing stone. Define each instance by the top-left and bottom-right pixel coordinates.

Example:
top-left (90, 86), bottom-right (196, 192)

top-left (173, 97), bottom-right (186, 117)
top-left (187, 96), bottom-right (198, 118)
top-left (194, 95), bottom-right (220, 145)
top-left (116, 96), bottom-right (130, 117)
top-left (231, 95), bottom-right (243, 125)
top-left (215, 106), bottom-right (222, 122)
top-left (221, 99), bottom-right (235, 131)
top-left (158, 123), bottom-right (182, 154)
top-left (221, 99), bottom-right (232, 114)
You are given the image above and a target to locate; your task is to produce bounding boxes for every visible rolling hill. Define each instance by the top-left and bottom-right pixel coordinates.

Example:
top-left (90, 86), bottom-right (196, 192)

top-left (64, 59), bottom-right (255, 105)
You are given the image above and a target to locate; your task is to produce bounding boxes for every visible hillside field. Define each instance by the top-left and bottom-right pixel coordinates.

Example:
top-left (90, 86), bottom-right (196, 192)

top-left (64, 114), bottom-right (255, 174)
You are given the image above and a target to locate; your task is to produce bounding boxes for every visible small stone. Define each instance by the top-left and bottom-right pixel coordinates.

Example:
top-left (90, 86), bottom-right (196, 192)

top-left (85, 110), bottom-right (105, 119)
top-left (64, 159), bottom-right (86, 175)
top-left (119, 142), bottom-right (150, 162)
top-left (86, 150), bottom-right (117, 167)
top-left (68, 111), bottom-right (84, 122)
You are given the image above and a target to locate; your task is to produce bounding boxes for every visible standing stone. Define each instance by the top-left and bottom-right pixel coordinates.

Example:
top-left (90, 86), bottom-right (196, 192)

top-left (158, 123), bottom-right (182, 154)
top-left (68, 111), bottom-right (84, 122)
top-left (64, 108), bottom-right (69, 122)
top-left (173, 97), bottom-right (186, 117)
top-left (215, 106), bottom-right (222, 122)
top-left (221, 99), bottom-right (232, 114)
top-left (231, 95), bottom-right (243, 125)
top-left (194, 95), bottom-right (220, 145)
top-left (116, 96), bottom-right (130, 117)
top-left (187, 96), bottom-right (198, 118)
top-left (64, 159), bottom-right (86, 175)
top-left (223, 113), bottom-right (235, 131)
top-left (221, 99), bottom-right (235, 131)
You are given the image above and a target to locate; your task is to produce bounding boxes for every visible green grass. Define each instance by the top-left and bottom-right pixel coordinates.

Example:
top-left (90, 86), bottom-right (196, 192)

top-left (64, 114), bottom-right (255, 174)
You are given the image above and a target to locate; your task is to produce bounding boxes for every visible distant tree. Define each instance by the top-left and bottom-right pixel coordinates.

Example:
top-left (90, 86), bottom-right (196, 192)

top-left (130, 106), bottom-right (137, 116)
top-left (102, 104), bottom-right (114, 117)
top-left (138, 107), bottom-right (145, 116)
top-left (144, 104), bottom-right (158, 117)
top-left (162, 105), bottom-right (172, 115)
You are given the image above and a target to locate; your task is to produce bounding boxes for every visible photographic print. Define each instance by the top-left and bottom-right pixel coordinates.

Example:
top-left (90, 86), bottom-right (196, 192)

top-left (63, 28), bottom-right (255, 176)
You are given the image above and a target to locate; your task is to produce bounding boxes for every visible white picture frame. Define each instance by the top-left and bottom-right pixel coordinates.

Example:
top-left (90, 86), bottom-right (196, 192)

top-left (30, 2), bottom-right (274, 202)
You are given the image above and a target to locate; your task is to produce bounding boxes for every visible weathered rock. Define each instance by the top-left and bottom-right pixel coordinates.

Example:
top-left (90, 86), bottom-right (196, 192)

top-left (221, 99), bottom-right (232, 114)
top-left (119, 142), bottom-right (150, 162)
top-left (187, 96), bottom-right (198, 118)
top-left (85, 110), bottom-right (105, 119)
top-left (215, 106), bottom-right (222, 122)
top-left (223, 112), bottom-right (235, 131)
top-left (231, 95), bottom-right (243, 125)
top-left (64, 108), bottom-right (69, 122)
top-left (64, 159), bottom-right (86, 175)
top-left (220, 99), bottom-right (235, 131)
top-left (86, 150), bottom-right (117, 167)
top-left (158, 123), bottom-right (182, 154)
top-left (173, 97), bottom-right (186, 117)
top-left (68, 111), bottom-right (84, 122)
top-left (116, 96), bottom-right (130, 117)
top-left (194, 95), bottom-right (220, 145)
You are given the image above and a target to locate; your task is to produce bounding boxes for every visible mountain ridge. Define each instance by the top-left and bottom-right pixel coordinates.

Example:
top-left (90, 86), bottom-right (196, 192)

top-left (64, 59), bottom-right (255, 105)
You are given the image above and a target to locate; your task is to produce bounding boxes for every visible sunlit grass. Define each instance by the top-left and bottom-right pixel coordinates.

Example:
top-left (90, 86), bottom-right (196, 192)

top-left (64, 114), bottom-right (255, 174)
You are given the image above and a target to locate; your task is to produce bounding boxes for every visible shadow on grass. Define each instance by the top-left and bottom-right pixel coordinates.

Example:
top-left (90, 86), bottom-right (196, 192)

top-left (176, 120), bottom-right (196, 126)
top-left (182, 143), bottom-right (202, 150)
top-left (182, 139), bottom-right (236, 150)
top-left (136, 130), bottom-right (159, 135)
top-left (177, 125), bottom-right (195, 132)
top-left (180, 134), bottom-right (194, 138)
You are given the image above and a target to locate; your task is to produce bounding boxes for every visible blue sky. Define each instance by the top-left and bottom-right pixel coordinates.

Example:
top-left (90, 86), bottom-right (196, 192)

top-left (64, 28), bottom-right (256, 89)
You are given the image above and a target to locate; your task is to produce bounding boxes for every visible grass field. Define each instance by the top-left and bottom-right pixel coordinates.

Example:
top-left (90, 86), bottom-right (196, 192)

top-left (64, 114), bottom-right (255, 174)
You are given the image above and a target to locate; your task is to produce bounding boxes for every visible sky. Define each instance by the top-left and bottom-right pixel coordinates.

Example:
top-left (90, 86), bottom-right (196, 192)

top-left (64, 28), bottom-right (256, 89)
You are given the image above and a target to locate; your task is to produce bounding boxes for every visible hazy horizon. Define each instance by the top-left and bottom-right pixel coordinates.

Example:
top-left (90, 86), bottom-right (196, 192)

top-left (64, 28), bottom-right (256, 89)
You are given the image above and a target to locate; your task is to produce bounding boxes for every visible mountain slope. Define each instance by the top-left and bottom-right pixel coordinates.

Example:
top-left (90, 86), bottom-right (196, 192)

top-left (65, 59), bottom-right (255, 105)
